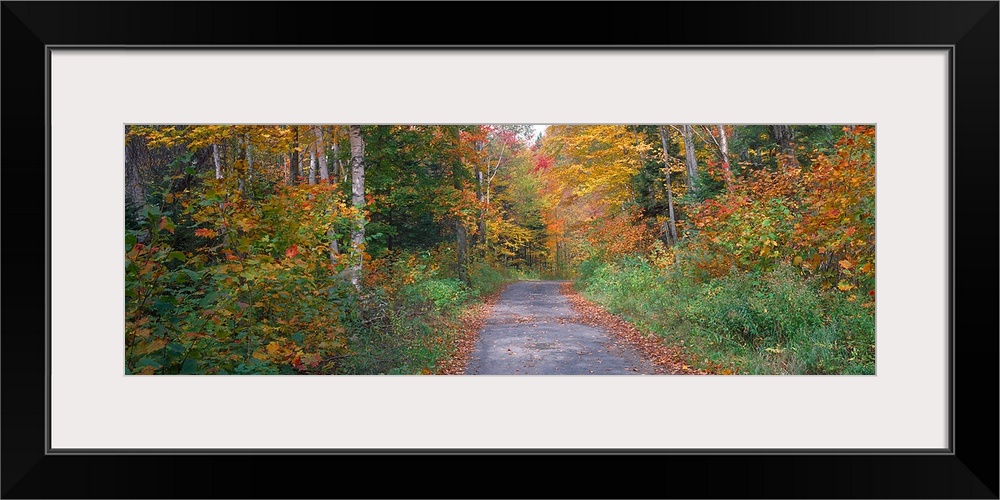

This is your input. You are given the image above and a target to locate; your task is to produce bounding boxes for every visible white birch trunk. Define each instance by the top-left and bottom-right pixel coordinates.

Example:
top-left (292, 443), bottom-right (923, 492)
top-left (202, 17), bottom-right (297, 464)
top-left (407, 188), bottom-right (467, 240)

top-left (348, 125), bottom-right (366, 288)
top-left (308, 147), bottom-right (317, 185)
top-left (717, 124), bottom-right (732, 189)
top-left (213, 143), bottom-right (222, 179)
top-left (315, 126), bottom-right (329, 182)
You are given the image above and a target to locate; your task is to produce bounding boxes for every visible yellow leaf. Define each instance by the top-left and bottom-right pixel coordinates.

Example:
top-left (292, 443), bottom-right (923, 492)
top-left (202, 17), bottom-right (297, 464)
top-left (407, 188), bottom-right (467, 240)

top-left (837, 281), bottom-right (855, 291)
top-left (839, 259), bottom-right (853, 269)
top-left (792, 256), bottom-right (803, 266)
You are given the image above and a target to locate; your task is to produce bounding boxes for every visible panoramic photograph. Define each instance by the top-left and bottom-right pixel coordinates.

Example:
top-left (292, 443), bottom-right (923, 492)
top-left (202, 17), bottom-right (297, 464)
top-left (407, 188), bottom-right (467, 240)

top-left (125, 124), bottom-right (875, 375)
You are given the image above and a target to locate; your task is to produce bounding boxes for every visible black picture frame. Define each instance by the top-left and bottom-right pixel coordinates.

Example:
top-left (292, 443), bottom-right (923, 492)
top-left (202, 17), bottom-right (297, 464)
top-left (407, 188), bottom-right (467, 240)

top-left (2, 2), bottom-right (996, 498)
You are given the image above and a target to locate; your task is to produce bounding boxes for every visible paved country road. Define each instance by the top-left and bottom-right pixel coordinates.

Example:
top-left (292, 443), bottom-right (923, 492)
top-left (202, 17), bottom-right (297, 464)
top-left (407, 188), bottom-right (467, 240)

top-left (465, 281), bottom-right (660, 375)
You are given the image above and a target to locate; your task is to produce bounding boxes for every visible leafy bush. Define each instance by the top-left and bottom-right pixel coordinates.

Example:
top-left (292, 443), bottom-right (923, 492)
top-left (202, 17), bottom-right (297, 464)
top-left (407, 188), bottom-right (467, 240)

top-left (577, 257), bottom-right (605, 282)
top-left (468, 260), bottom-right (506, 297)
top-left (403, 278), bottom-right (470, 314)
top-left (125, 197), bottom-right (352, 375)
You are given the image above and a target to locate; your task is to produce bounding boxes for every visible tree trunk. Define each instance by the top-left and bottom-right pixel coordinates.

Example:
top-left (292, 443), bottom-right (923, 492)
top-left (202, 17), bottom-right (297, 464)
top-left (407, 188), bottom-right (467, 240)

top-left (124, 127), bottom-right (148, 231)
top-left (288, 126), bottom-right (299, 186)
top-left (456, 221), bottom-right (468, 283)
top-left (246, 137), bottom-right (253, 181)
top-left (348, 125), bottom-right (366, 288)
top-left (770, 125), bottom-right (800, 169)
top-left (213, 143), bottom-right (222, 180)
top-left (451, 127), bottom-right (469, 283)
top-left (474, 139), bottom-right (486, 246)
top-left (331, 126), bottom-right (343, 182)
top-left (296, 150), bottom-right (304, 184)
top-left (237, 135), bottom-right (247, 192)
top-left (476, 169), bottom-right (486, 245)
top-left (308, 142), bottom-right (317, 185)
top-left (315, 126), bottom-right (329, 182)
top-left (682, 124), bottom-right (698, 192)
top-left (333, 138), bottom-right (342, 182)
top-left (657, 125), bottom-right (678, 246)
top-left (717, 124), bottom-right (732, 189)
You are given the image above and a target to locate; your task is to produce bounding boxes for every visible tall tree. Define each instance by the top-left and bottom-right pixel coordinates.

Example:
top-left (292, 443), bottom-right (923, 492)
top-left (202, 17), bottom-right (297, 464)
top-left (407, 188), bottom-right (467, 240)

top-left (213, 142), bottom-right (222, 179)
top-left (657, 125), bottom-right (678, 245)
top-left (124, 125), bottom-right (148, 227)
top-left (474, 137), bottom-right (486, 245)
top-left (702, 124), bottom-right (733, 189)
top-left (681, 124), bottom-right (698, 192)
top-left (308, 133), bottom-right (318, 186)
top-left (245, 134), bottom-right (253, 182)
top-left (451, 127), bottom-right (469, 283)
top-left (237, 134), bottom-right (247, 192)
top-left (717, 124), bottom-right (731, 188)
top-left (348, 125), bottom-right (367, 288)
top-left (288, 126), bottom-right (299, 186)
top-left (315, 126), bottom-right (329, 182)
top-left (331, 126), bottom-right (343, 182)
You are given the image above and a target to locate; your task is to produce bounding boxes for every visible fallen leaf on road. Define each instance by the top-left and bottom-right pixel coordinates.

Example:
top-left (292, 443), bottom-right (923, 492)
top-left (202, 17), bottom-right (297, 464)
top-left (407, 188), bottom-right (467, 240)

top-left (560, 282), bottom-right (707, 375)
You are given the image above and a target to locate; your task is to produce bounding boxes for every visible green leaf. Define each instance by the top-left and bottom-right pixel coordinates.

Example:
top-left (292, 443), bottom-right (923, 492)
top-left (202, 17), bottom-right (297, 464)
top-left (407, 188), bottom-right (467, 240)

top-left (181, 268), bottom-right (201, 282)
top-left (152, 299), bottom-right (176, 315)
top-left (180, 359), bottom-right (200, 374)
top-left (200, 291), bottom-right (220, 307)
top-left (168, 251), bottom-right (186, 262)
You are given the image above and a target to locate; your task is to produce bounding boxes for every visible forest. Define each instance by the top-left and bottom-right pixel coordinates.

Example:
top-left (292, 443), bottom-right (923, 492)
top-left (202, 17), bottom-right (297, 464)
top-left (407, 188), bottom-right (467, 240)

top-left (125, 124), bottom-right (875, 375)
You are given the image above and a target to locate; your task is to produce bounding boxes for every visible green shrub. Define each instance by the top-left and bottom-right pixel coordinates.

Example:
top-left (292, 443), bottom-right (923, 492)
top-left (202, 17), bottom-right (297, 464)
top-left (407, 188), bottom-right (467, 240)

top-left (409, 278), bottom-right (471, 313)
top-left (468, 260), bottom-right (506, 297)
top-left (576, 257), bottom-right (604, 283)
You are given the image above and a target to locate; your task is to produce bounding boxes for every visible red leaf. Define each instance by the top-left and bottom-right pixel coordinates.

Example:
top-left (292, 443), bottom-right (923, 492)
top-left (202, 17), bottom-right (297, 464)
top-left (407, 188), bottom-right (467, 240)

top-left (285, 245), bottom-right (299, 258)
top-left (533, 154), bottom-right (553, 172)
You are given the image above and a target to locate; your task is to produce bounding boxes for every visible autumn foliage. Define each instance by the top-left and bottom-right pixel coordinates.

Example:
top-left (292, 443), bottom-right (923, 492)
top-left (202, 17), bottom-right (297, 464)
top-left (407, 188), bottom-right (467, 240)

top-left (536, 124), bottom-right (877, 374)
top-left (125, 123), bottom-right (875, 375)
top-left (125, 125), bottom-right (536, 374)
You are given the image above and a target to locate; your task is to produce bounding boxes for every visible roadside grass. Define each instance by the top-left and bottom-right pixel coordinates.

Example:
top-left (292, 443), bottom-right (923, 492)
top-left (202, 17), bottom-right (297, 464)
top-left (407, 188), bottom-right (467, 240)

top-left (576, 257), bottom-right (875, 375)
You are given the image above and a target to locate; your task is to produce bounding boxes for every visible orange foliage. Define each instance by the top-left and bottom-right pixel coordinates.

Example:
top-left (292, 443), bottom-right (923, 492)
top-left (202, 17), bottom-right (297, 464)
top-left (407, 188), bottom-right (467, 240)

top-left (792, 126), bottom-right (876, 296)
top-left (683, 126), bottom-right (875, 302)
top-left (587, 210), bottom-right (656, 259)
